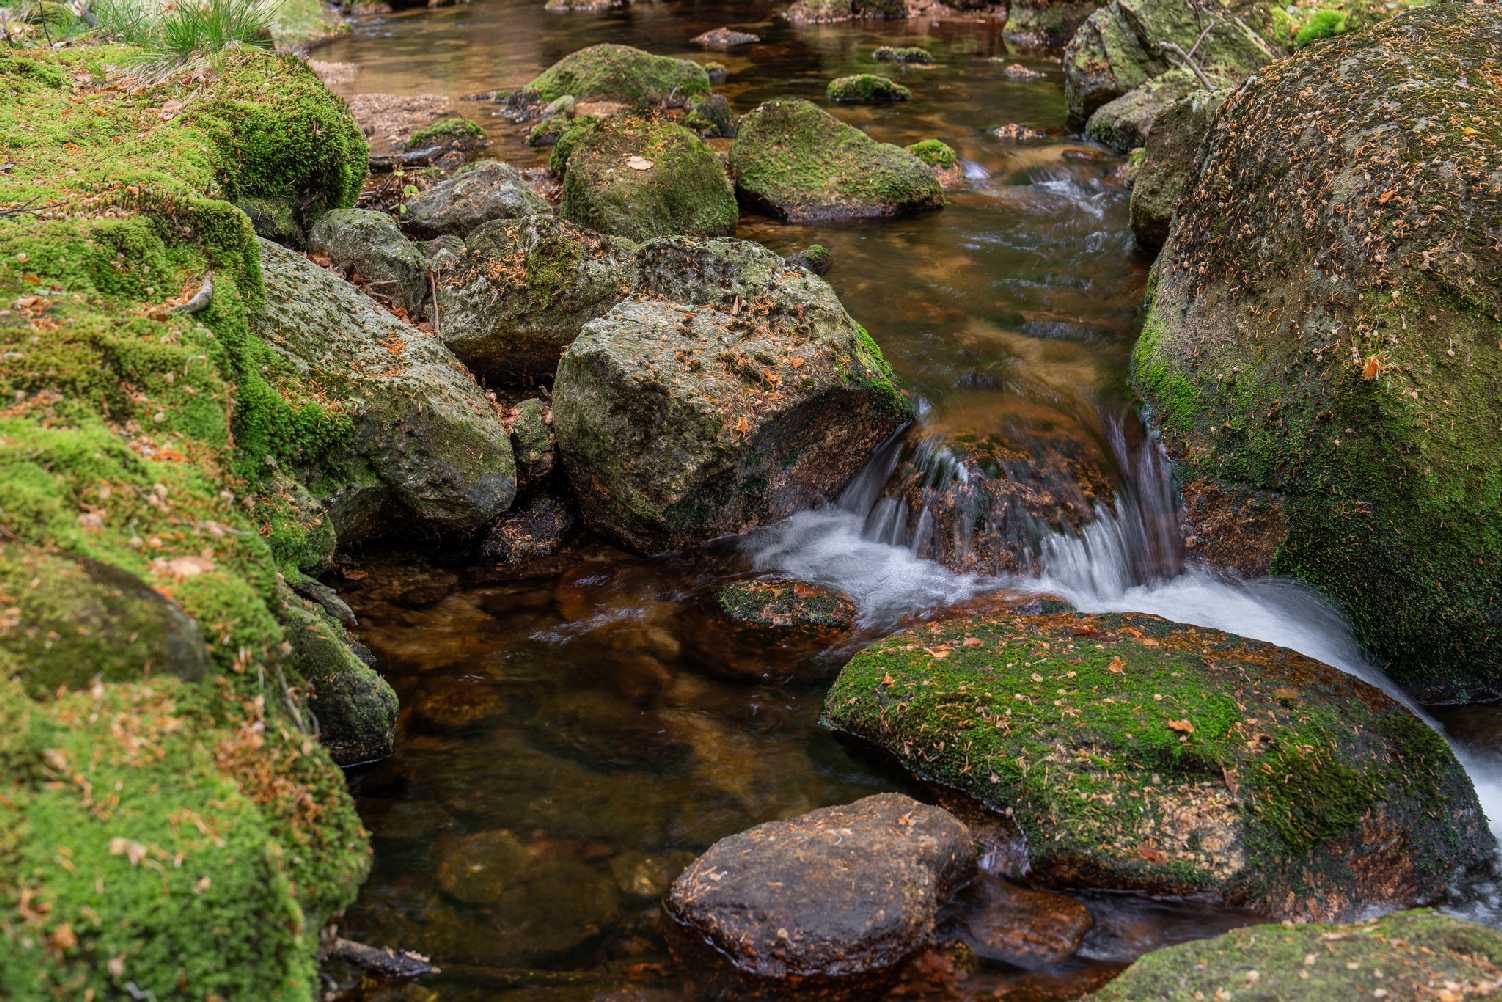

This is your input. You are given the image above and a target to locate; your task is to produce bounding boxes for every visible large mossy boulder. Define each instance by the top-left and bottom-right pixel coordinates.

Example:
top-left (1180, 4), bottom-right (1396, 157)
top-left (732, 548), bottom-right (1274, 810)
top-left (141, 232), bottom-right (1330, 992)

top-left (525, 43), bottom-right (711, 106)
top-left (1133, 4), bottom-right (1502, 702)
top-left (824, 609), bottom-right (1492, 920)
top-left (401, 160), bottom-right (549, 239)
top-left (1063, 0), bottom-right (1274, 127)
top-left (560, 116), bottom-right (737, 241)
top-left (552, 237), bottom-right (913, 553)
top-left (1089, 909), bottom-right (1502, 1000)
top-left (1127, 86), bottom-right (1223, 249)
top-left (255, 238), bottom-right (517, 541)
top-left (729, 99), bottom-right (943, 222)
top-left (435, 214), bottom-right (637, 386)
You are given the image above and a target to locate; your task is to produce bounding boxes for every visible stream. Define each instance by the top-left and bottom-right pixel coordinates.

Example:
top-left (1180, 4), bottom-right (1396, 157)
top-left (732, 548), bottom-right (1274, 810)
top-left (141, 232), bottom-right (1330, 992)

top-left (319, 2), bottom-right (1502, 997)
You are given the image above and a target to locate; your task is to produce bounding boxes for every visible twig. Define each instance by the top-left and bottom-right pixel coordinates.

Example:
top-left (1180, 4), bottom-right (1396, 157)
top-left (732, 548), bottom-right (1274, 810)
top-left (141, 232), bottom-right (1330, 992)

top-left (325, 938), bottom-right (438, 979)
top-left (1159, 41), bottom-right (1216, 90)
top-left (170, 272), bottom-right (213, 314)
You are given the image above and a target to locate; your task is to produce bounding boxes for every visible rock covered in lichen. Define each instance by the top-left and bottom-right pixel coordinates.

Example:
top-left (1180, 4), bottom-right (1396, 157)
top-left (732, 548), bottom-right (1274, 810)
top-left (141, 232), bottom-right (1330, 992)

top-left (255, 238), bottom-right (517, 540)
top-left (827, 73), bottom-right (912, 104)
top-left (715, 576), bottom-right (857, 638)
top-left (525, 43), bottom-right (711, 107)
top-left (824, 610), bottom-right (1492, 919)
top-left (666, 794), bottom-right (975, 981)
top-left (434, 213), bottom-right (636, 386)
top-left (729, 98), bottom-right (943, 221)
top-left (1133, 3), bottom-right (1502, 701)
top-left (552, 237), bottom-right (913, 552)
top-left (1126, 86), bottom-right (1223, 249)
top-left (308, 207), bottom-right (429, 315)
top-left (509, 396), bottom-right (557, 488)
top-left (1083, 67), bottom-right (1201, 152)
top-left (560, 115), bottom-right (737, 240)
top-left (401, 160), bottom-right (549, 239)
top-left (1089, 909), bottom-right (1502, 1000)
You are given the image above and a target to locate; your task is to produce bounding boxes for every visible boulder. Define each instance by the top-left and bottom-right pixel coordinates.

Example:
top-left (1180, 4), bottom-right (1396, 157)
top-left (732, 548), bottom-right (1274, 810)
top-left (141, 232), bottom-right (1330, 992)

top-left (729, 98), bottom-right (943, 222)
top-left (666, 794), bottom-right (975, 980)
top-left (434, 214), bottom-right (636, 386)
top-left (254, 238), bottom-right (517, 541)
top-left (1126, 86), bottom-right (1222, 249)
top-left (1132, 4), bottom-right (1502, 701)
top-left (552, 237), bottom-right (913, 552)
top-left (400, 160), bottom-right (548, 239)
top-left (308, 207), bottom-right (429, 316)
top-left (827, 73), bottom-right (911, 104)
top-left (1083, 67), bottom-right (1200, 152)
top-left (1063, 0), bottom-right (1274, 127)
top-left (824, 609), bottom-right (1493, 920)
top-left (0, 544), bottom-right (210, 696)
top-left (1089, 910), bottom-right (1502, 1001)
top-left (684, 92), bottom-right (736, 139)
top-left (560, 116), bottom-right (738, 241)
top-left (692, 27), bottom-right (760, 48)
top-left (525, 43), bottom-right (711, 106)
top-left (238, 195), bottom-right (304, 247)
top-left (1004, 0), bottom-right (1106, 45)
top-left (786, 242), bottom-right (831, 275)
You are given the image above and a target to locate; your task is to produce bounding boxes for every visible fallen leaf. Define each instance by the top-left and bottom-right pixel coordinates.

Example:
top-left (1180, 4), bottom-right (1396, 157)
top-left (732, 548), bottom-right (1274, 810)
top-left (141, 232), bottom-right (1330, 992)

top-left (625, 155), bottom-right (654, 170)
top-left (1107, 655), bottom-right (1125, 674)
top-left (1362, 355), bottom-right (1382, 380)
top-left (1167, 718), bottom-right (1195, 734)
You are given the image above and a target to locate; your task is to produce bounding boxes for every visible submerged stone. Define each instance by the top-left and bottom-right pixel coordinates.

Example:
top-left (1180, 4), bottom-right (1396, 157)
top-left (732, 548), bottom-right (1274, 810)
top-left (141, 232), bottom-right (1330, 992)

top-left (957, 877), bottom-right (1094, 966)
top-left (824, 609), bottom-right (1493, 920)
top-left (666, 793), bottom-right (975, 980)
top-left (692, 26), bottom-right (760, 48)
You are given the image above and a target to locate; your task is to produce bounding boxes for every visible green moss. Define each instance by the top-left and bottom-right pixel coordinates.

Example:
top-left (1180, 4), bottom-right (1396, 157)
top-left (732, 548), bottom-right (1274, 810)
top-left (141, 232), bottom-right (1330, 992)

top-left (405, 116), bottom-right (486, 150)
top-left (547, 115), bottom-right (599, 175)
top-left (526, 43), bottom-right (711, 106)
top-left (1294, 8), bottom-right (1347, 46)
top-left (905, 138), bottom-right (956, 168)
top-left (823, 610), bottom-right (1489, 914)
top-left (873, 45), bottom-right (934, 64)
top-left (826, 73), bottom-right (911, 104)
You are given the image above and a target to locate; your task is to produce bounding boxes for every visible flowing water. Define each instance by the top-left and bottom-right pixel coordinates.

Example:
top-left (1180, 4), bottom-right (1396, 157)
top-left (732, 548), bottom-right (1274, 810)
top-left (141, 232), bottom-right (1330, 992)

top-left (322, 2), bottom-right (1502, 997)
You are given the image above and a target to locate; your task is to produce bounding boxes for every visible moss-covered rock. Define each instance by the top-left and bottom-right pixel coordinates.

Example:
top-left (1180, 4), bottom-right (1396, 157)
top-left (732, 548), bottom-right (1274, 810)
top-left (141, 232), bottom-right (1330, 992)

top-left (785, 0), bottom-right (906, 22)
top-left (1083, 67), bottom-right (1201, 152)
top-left (546, 115), bottom-right (601, 174)
top-left (1126, 86), bottom-right (1223, 249)
top-left (1089, 909), bottom-right (1502, 1000)
top-left (826, 73), bottom-right (911, 104)
top-left (525, 43), bottom-right (711, 107)
top-left (685, 92), bottom-right (736, 138)
top-left (254, 237), bottom-right (517, 539)
top-left (906, 138), bottom-right (957, 168)
top-left (400, 159), bottom-right (549, 239)
top-left (404, 115), bottom-right (488, 154)
top-left (873, 45), bottom-right (935, 64)
top-left (560, 115), bottom-right (738, 241)
top-left (729, 98), bottom-right (943, 222)
top-left (510, 397), bottom-right (557, 488)
top-left (308, 206), bottom-right (429, 315)
top-left (553, 237), bottom-right (913, 552)
top-left (435, 213), bottom-right (637, 386)
top-left (1004, 0), bottom-right (1107, 44)
top-left (1133, 4), bottom-right (1502, 701)
top-left (824, 610), bottom-right (1492, 919)
top-left (714, 577), bottom-right (857, 640)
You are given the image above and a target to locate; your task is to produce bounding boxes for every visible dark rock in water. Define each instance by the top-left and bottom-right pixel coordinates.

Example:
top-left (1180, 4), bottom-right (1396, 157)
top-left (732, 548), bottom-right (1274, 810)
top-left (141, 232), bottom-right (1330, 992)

top-left (684, 92), bottom-right (736, 139)
top-left (308, 207), bottom-right (429, 316)
top-left (401, 160), bottom-right (549, 239)
top-left (684, 576), bottom-right (856, 683)
top-left (531, 689), bottom-right (694, 770)
top-left (552, 237), bottom-right (913, 553)
top-left (666, 794), bottom-right (976, 981)
top-left (509, 397), bottom-right (556, 489)
top-left (411, 672), bottom-right (508, 732)
top-left (609, 849), bottom-right (698, 902)
top-left (1134, 4), bottom-right (1502, 702)
top-left (825, 609), bottom-right (1494, 921)
top-left (1128, 86), bottom-right (1223, 250)
top-left (702, 61), bottom-right (729, 85)
top-left (560, 116), bottom-right (738, 241)
top-left (997, 61), bottom-right (1044, 81)
top-left (254, 239), bottom-right (517, 542)
top-left (524, 44), bottom-right (711, 107)
top-left (785, 242), bottom-right (830, 275)
top-left (0, 544), bottom-right (211, 696)
top-left (692, 26), bottom-right (760, 48)
top-left (714, 577), bottom-right (856, 638)
top-left (729, 99), bottom-right (942, 222)
top-left (957, 877), bottom-right (1093, 966)
top-left (873, 45), bottom-right (934, 64)
top-left (826, 73), bottom-right (911, 104)
top-left (993, 122), bottom-right (1049, 143)
top-left (1089, 909), bottom-right (1502, 1001)
top-left (1084, 68), bottom-right (1201, 153)
top-left (480, 493), bottom-right (574, 565)
top-left (435, 213), bottom-right (637, 387)
top-left (1003, 0), bottom-right (1101, 46)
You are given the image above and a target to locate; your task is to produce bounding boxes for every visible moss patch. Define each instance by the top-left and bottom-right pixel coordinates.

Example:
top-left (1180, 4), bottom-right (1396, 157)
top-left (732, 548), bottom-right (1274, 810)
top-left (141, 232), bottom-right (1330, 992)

top-left (526, 43), bottom-right (710, 106)
top-left (906, 139), bottom-right (956, 168)
top-left (826, 73), bottom-right (911, 104)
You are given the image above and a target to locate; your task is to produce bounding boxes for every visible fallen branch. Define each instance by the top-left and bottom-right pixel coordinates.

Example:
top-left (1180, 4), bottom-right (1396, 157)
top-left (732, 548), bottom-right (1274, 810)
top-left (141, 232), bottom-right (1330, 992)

top-left (1159, 41), bottom-right (1216, 91)
top-left (326, 938), bottom-right (439, 979)
top-left (369, 145), bottom-right (444, 172)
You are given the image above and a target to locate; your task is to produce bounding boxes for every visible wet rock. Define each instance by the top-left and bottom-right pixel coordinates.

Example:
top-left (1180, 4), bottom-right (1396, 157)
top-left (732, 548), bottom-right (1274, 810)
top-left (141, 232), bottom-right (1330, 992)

top-left (308, 207), bottom-right (429, 316)
top-left (702, 61), bottom-right (729, 85)
top-left (784, 0), bottom-right (906, 24)
top-left (998, 61), bottom-right (1045, 81)
top-left (435, 213), bottom-right (637, 387)
top-left (1063, 0), bottom-right (1275, 126)
top-left (666, 794), bottom-right (976, 980)
top-left (560, 116), bottom-right (738, 241)
top-left (1127, 86), bottom-right (1222, 249)
top-left (609, 849), bottom-right (697, 902)
top-left (480, 493), bottom-right (574, 565)
top-left (0, 544), bottom-right (211, 696)
top-left (685, 576), bottom-right (857, 683)
top-left (730, 98), bottom-right (942, 222)
top-left (825, 609), bottom-right (1494, 920)
top-left (275, 581), bottom-right (397, 765)
top-left (254, 238), bottom-right (517, 541)
top-left (524, 44), bottom-right (711, 107)
top-left (993, 122), bottom-right (1049, 142)
top-left (1003, 0), bottom-right (1102, 46)
top-left (1134, 4), bottom-right (1502, 702)
top-left (411, 673), bottom-right (508, 732)
top-left (532, 688), bottom-right (694, 769)
top-left (873, 45), bottom-right (934, 64)
top-left (544, 0), bottom-right (624, 11)
top-left (715, 577), bottom-right (857, 639)
top-left (785, 242), bottom-right (830, 275)
top-left (509, 397), bottom-right (556, 488)
top-left (1084, 68), bottom-right (1200, 152)
top-left (684, 93), bottom-right (735, 139)
top-left (1090, 909), bottom-right (1502, 1001)
top-left (957, 877), bottom-right (1093, 966)
top-left (552, 237), bottom-right (913, 553)
top-left (401, 160), bottom-right (549, 239)
top-left (692, 26), bottom-right (760, 48)
top-left (827, 73), bottom-right (911, 104)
